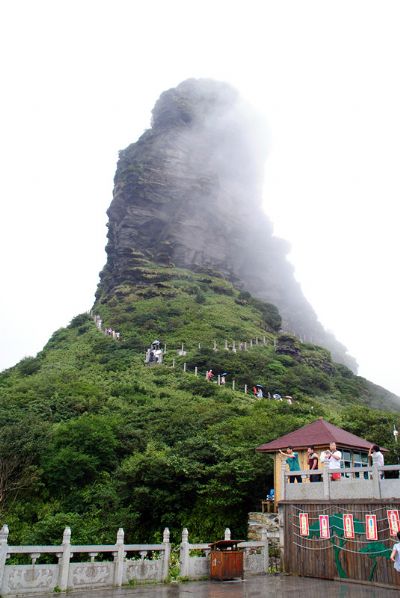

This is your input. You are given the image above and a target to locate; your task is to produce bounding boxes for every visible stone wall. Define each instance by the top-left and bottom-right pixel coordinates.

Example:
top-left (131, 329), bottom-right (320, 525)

top-left (248, 512), bottom-right (279, 543)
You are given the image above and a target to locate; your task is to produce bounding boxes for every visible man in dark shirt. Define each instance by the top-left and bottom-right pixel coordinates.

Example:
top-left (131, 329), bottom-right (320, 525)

top-left (307, 446), bottom-right (320, 482)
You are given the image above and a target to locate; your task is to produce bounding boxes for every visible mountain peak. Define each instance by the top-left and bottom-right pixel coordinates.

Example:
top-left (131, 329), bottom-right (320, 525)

top-left (97, 79), bottom-right (356, 371)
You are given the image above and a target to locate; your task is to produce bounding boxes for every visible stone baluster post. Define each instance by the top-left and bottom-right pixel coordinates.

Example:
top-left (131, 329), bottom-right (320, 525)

top-left (232, 341), bottom-right (236, 353)
top-left (322, 461), bottom-right (330, 500)
top-left (250, 339), bottom-right (253, 348)
top-left (183, 362), bottom-right (187, 372)
top-left (58, 527), bottom-right (72, 591)
top-left (244, 384), bottom-right (248, 394)
top-left (244, 341), bottom-right (247, 351)
top-left (224, 528), bottom-right (231, 541)
top-left (30, 552), bottom-right (41, 565)
top-left (224, 340), bottom-right (228, 350)
top-left (232, 379), bottom-right (235, 391)
top-left (162, 528), bottom-right (171, 581)
top-left (217, 375), bottom-right (221, 385)
top-left (263, 336), bottom-right (266, 344)
top-left (0, 524), bottom-right (9, 592)
top-left (179, 528), bottom-right (189, 578)
top-left (114, 528), bottom-right (125, 587)
top-left (261, 527), bottom-right (269, 573)
top-left (194, 366), bottom-right (198, 377)
top-left (172, 358), bottom-right (175, 368)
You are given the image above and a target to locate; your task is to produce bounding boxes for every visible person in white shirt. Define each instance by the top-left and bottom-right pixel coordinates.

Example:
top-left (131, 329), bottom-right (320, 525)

top-left (369, 444), bottom-right (384, 466)
top-left (324, 442), bottom-right (342, 481)
top-left (390, 531), bottom-right (400, 572)
top-left (369, 444), bottom-right (384, 479)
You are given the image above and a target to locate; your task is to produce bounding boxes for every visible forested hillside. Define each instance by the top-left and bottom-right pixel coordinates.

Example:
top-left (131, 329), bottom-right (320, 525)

top-left (1, 265), bottom-right (399, 546)
top-left (2, 79), bottom-right (399, 548)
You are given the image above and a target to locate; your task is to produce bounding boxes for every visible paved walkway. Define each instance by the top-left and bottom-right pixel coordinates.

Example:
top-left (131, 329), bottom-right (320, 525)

top-left (22, 575), bottom-right (400, 598)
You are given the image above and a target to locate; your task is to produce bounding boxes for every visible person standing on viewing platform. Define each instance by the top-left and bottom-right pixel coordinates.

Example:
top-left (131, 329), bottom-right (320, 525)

top-left (369, 444), bottom-right (385, 479)
top-left (279, 446), bottom-right (302, 484)
top-left (324, 442), bottom-right (342, 481)
top-left (369, 444), bottom-right (384, 467)
top-left (307, 446), bottom-right (320, 482)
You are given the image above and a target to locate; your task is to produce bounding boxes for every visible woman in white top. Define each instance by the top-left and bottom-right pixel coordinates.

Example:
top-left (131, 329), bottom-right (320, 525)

top-left (369, 444), bottom-right (384, 479)
top-left (369, 444), bottom-right (384, 466)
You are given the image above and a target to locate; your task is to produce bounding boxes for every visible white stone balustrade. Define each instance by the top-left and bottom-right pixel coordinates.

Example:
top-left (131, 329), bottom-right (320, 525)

top-left (0, 522), bottom-right (271, 594)
top-left (281, 462), bottom-right (400, 501)
top-left (0, 525), bottom-right (170, 596)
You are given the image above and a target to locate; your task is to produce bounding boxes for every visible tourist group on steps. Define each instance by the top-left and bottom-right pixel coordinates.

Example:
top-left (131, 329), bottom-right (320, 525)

top-left (91, 313), bottom-right (293, 403)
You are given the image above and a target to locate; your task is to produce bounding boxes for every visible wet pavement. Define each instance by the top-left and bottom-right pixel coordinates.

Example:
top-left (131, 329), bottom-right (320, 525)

top-left (22, 575), bottom-right (400, 597)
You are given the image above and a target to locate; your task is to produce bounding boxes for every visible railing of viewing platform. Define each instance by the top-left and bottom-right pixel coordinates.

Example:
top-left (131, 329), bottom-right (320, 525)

top-left (281, 462), bottom-right (400, 501)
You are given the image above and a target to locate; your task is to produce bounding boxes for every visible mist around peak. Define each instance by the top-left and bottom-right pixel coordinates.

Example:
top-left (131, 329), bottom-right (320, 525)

top-left (99, 78), bottom-right (356, 371)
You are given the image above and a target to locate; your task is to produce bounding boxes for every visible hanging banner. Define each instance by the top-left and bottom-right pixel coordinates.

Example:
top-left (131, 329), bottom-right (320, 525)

top-left (365, 514), bottom-right (378, 541)
top-left (343, 514), bottom-right (354, 539)
top-left (319, 515), bottom-right (330, 539)
top-left (299, 513), bottom-right (309, 536)
top-left (388, 510), bottom-right (400, 536)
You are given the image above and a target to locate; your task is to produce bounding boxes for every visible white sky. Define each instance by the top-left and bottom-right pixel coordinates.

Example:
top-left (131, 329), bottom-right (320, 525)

top-left (1, 1), bottom-right (399, 396)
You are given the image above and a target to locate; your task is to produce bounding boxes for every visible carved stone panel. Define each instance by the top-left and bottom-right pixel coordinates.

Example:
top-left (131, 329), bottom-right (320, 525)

top-left (245, 552), bottom-right (265, 575)
top-left (123, 559), bottom-right (162, 583)
top-left (188, 556), bottom-right (209, 579)
top-left (69, 562), bottom-right (113, 587)
top-left (4, 565), bottom-right (58, 593)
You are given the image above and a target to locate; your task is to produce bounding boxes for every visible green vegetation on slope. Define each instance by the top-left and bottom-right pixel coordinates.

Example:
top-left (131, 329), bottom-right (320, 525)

top-left (0, 265), bottom-right (399, 546)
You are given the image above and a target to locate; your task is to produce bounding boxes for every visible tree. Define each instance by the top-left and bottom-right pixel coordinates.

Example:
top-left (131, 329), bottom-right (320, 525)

top-left (0, 419), bottom-right (45, 506)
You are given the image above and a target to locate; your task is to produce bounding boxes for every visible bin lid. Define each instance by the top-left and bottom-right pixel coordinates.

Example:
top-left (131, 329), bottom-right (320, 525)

top-left (209, 540), bottom-right (245, 550)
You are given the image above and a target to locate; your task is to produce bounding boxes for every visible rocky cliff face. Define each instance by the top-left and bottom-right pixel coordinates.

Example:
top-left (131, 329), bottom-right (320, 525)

top-left (97, 78), bottom-right (356, 371)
